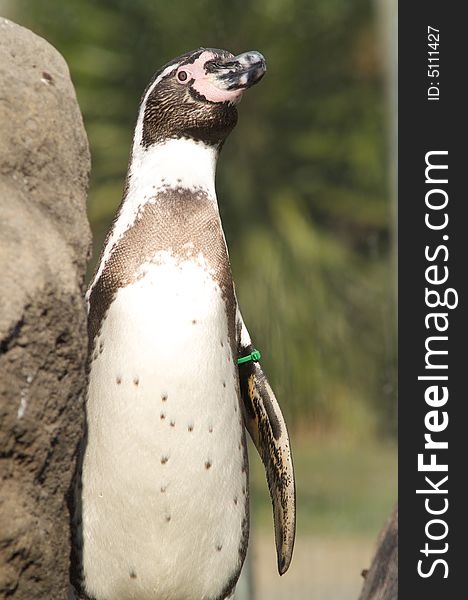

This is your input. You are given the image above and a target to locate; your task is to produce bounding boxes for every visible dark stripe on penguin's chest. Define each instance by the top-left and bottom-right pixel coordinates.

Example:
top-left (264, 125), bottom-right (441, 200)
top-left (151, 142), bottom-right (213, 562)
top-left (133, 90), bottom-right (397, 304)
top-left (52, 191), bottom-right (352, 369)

top-left (88, 189), bottom-right (237, 357)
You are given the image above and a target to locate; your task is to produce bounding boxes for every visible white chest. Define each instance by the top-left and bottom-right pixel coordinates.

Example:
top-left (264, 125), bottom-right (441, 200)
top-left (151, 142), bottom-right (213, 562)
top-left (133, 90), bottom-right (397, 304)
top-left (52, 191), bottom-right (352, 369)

top-left (81, 257), bottom-right (248, 600)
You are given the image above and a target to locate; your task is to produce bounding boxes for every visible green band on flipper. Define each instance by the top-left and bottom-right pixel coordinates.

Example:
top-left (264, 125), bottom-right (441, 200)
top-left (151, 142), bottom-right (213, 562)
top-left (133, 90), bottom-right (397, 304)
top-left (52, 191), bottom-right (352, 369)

top-left (237, 349), bottom-right (261, 365)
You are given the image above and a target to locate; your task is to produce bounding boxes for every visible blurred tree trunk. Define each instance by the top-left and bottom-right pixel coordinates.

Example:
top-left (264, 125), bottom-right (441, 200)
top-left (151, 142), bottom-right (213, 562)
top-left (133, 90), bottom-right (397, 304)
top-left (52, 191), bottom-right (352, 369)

top-left (360, 5), bottom-right (398, 599)
top-left (0, 18), bottom-right (91, 599)
top-left (376, 0), bottom-right (397, 295)
top-left (358, 507), bottom-right (398, 600)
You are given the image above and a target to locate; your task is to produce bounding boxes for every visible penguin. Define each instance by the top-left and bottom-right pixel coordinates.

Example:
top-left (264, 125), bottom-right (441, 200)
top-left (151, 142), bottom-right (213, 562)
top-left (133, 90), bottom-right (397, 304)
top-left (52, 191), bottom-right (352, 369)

top-left (71, 48), bottom-right (295, 600)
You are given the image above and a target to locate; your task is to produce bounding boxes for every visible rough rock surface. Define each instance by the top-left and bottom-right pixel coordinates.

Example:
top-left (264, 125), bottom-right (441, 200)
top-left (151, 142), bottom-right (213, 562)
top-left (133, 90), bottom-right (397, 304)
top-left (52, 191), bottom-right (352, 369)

top-left (358, 507), bottom-right (398, 600)
top-left (0, 18), bottom-right (91, 599)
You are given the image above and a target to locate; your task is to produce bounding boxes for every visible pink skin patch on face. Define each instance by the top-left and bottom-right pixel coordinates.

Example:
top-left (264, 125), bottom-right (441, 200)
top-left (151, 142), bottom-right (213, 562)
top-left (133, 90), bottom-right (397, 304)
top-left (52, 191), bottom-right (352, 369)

top-left (176, 51), bottom-right (244, 104)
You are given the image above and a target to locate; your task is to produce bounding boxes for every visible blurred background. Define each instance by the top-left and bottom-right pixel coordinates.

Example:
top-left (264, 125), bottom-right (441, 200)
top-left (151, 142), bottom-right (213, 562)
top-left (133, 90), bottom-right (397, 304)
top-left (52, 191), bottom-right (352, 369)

top-left (1, 0), bottom-right (397, 598)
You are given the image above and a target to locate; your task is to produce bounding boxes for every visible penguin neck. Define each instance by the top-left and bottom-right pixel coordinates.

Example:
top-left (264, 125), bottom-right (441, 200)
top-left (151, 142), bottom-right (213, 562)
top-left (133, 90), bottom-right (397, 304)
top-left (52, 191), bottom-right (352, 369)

top-left (126, 137), bottom-right (219, 206)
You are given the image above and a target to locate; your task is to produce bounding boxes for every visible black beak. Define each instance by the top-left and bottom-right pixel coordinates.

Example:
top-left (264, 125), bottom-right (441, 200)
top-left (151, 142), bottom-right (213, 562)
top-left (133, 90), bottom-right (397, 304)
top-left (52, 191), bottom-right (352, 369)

top-left (206, 51), bottom-right (267, 91)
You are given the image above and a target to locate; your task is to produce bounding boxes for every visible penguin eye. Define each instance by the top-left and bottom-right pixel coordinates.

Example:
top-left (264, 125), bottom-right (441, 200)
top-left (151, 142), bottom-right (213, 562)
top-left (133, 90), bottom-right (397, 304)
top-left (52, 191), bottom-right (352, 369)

top-left (177, 70), bottom-right (188, 83)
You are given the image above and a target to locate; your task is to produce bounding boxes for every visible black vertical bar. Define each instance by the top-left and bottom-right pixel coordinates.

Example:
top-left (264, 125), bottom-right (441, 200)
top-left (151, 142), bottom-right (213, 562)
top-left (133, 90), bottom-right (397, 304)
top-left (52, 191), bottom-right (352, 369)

top-left (399, 3), bottom-right (465, 597)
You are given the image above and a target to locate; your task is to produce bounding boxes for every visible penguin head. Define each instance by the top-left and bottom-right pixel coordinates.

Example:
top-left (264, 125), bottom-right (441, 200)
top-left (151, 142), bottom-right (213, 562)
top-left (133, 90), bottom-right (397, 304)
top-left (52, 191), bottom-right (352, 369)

top-left (139, 48), bottom-right (266, 148)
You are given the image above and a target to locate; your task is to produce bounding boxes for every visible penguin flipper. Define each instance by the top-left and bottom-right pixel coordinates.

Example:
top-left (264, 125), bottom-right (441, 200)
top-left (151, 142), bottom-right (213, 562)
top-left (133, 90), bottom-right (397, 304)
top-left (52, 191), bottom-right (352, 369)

top-left (236, 316), bottom-right (296, 575)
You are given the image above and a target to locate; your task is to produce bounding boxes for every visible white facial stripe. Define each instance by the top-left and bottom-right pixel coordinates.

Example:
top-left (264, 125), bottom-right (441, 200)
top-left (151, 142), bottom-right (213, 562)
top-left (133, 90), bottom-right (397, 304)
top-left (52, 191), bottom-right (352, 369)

top-left (87, 138), bottom-right (219, 304)
top-left (132, 62), bottom-right (179, 155)
top-left (88, 61), bottom-right (189, 301)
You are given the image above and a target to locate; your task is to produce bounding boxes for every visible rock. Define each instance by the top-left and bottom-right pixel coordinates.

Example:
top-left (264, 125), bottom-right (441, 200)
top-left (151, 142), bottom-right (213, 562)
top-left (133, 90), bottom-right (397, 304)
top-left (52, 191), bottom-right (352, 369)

top-left (0, 18), bottom-right (91, 599)
top-left (358, 507), bottom-right (398, 600)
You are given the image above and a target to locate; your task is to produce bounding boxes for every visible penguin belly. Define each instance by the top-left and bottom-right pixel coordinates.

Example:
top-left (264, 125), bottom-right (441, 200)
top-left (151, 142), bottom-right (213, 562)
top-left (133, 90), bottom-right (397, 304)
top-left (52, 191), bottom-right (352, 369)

top-left (81, 256), bottom-right (248, 600)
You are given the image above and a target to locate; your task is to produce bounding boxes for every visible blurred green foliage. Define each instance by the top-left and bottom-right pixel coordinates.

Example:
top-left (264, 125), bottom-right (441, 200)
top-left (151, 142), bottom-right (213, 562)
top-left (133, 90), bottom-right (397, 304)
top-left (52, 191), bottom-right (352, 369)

top-left (10, 0), bottom-right (396, 438)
